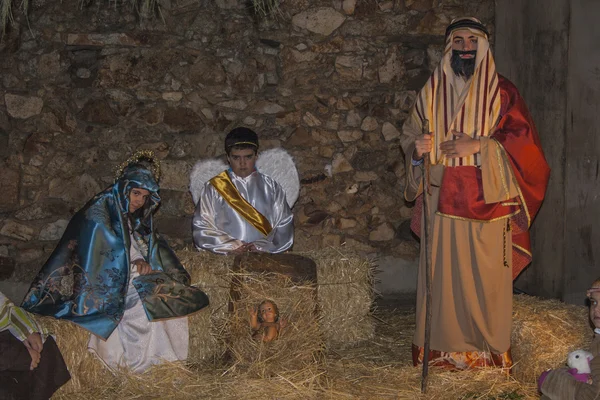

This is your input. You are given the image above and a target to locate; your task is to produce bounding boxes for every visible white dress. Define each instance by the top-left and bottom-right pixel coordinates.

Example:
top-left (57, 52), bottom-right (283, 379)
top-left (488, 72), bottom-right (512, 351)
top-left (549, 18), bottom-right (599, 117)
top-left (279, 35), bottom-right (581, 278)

top-left (88, 235), bottom-right (189, 373)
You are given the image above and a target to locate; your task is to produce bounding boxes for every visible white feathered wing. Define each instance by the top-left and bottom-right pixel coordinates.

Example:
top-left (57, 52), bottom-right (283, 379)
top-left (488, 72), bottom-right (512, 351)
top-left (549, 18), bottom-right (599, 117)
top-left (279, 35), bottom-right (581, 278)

top-left (189, 159), bottom-right (228, 205)
top-left (256, 148), bottom-right (300, 208)
top-left (188, 148), bottom-right (300, 208)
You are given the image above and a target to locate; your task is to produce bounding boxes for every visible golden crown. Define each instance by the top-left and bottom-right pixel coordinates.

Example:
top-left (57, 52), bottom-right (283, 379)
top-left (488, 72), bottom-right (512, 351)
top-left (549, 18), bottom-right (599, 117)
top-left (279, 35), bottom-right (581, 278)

top-left (114, 149), bottom-right (162, 183)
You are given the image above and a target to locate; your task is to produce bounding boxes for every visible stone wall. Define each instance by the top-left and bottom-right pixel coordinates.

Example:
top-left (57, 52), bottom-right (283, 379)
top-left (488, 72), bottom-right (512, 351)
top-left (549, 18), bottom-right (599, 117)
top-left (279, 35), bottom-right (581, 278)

top-left (0, 0), bottom-right (493, 283)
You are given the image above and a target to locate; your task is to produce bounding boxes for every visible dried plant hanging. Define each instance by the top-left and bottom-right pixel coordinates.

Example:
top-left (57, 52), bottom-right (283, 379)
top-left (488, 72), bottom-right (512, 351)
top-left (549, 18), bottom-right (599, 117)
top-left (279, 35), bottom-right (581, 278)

top-left (0, 0), bottom-right (165, 36)
top-left (1, 0), bottom-right (29, 35)
top-left (78, 0), bottom-right (163, 20)
top-left (251, 0), bottom-right (281, 19)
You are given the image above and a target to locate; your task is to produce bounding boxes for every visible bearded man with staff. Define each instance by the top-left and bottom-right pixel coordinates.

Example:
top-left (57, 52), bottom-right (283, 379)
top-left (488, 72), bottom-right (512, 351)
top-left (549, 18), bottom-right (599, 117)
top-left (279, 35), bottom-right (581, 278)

top-left (401, 17), bottom-right (550, 370)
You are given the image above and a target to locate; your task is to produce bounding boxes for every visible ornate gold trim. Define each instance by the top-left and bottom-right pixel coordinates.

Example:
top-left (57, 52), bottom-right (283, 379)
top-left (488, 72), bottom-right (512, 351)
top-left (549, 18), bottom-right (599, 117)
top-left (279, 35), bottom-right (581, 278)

top-left (494, 141), bottom-right (510, 200)
top-left (210, 171), bottom-right (272, 236)
top-left (436, 208), bottom-right (521, 223)
top-left (513, 243), bottom-right (532, 257)
top-left (114, 150), bottom-right (162, 183)
top-left (492, 138), bottom-right (531, 227)
top-left (231, 141), bottom-right (258, 147)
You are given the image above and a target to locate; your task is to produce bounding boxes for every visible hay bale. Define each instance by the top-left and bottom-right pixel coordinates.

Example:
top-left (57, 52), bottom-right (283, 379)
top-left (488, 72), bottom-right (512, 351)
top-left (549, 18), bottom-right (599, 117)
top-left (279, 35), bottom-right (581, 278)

top-left (177, 249), bottom-right (232, 364)
top-left (33, 316), bottom-right (114, 397)
top-left (31, 247), bottom-right (375, 399)
top-left (511, 294), bottom-right (592, 382)
top-left (225, 269), bottom-right (323, 380)
top-left (181, 247), bottom-right (376, 352)
top-left (38, 292), bottom-right (567, 399)
top-left (309, 247), bottom-right (375, 347)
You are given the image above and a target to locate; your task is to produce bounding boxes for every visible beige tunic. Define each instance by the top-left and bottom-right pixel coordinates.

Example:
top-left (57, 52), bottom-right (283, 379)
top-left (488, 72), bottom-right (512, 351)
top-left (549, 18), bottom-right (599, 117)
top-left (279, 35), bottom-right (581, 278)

top-left (403, 134), bottom-right (520, 354)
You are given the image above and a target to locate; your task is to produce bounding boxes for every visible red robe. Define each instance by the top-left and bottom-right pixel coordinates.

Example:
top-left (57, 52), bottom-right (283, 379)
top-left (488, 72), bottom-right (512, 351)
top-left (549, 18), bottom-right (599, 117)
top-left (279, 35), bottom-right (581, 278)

top-left (412, 75), bottom-right (550, 280)
top-left (406, 76), bottom-right (550, 368)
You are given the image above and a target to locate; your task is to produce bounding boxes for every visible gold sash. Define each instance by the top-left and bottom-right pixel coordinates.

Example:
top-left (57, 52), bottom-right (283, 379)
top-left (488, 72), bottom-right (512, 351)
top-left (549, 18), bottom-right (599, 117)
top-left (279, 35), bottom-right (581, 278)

top-left (210, 171), bottom-right (273, 236)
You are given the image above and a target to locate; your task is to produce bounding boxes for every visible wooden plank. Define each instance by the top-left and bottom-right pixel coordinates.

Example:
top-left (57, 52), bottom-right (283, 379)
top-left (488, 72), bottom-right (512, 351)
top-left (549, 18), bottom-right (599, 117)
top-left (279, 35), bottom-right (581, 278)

top-left (562, 0), bottom-right (600, 304)
top-left (229, 253), bottom-right (318, 312)
top-left (495, 0), bottom-right (569, 298)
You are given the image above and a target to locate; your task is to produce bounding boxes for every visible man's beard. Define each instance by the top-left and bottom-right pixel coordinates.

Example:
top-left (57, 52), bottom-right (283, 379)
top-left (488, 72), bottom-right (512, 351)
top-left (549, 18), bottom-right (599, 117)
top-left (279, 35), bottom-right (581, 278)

top-left (450, 50), bottom-right (476, 79)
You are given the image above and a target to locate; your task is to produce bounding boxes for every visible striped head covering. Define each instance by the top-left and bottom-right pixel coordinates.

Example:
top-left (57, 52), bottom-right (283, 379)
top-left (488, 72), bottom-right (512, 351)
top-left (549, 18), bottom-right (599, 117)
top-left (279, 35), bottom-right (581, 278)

top-left (411, 17), bottom-right (500, 167)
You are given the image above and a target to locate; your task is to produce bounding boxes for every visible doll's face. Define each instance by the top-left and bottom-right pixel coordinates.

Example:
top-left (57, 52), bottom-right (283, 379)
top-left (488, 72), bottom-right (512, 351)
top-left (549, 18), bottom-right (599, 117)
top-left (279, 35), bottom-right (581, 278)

top-left (259, 301), bottom-right (277, 323)
top-left (589, 291), bottom-right (600, 328)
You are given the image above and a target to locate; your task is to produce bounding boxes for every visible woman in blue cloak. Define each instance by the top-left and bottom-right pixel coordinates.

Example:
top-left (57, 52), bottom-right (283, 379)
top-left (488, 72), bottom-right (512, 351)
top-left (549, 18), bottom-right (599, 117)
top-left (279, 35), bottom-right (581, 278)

top-left (21, 151), bottom-right (209, 372)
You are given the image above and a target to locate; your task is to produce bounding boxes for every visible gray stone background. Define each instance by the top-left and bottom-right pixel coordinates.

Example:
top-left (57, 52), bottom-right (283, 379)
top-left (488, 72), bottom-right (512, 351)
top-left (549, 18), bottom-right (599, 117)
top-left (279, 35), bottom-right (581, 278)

top-left (0, 0), bottom-right (494, 300)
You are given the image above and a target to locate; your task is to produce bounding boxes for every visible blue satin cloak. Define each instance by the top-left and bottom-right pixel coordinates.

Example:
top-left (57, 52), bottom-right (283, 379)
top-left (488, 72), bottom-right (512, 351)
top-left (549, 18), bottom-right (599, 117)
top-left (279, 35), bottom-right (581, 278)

top-left (21, 167), bottom-right (208, 340)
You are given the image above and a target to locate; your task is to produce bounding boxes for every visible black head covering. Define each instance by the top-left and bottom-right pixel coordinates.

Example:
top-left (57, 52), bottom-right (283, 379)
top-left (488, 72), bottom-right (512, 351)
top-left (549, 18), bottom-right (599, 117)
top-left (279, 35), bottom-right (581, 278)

top-left (445, 17), bottom-right (489, 39)
top-left (225, 127), bottom-right (259, 154)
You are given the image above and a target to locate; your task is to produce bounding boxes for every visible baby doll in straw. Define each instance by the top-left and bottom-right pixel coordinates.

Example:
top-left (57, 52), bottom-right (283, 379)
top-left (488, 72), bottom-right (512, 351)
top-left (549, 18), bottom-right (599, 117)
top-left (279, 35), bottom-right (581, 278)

top-left (249, 300), bottom-right (285, 342)
top-left (538, 278), bottom-right (600, 399)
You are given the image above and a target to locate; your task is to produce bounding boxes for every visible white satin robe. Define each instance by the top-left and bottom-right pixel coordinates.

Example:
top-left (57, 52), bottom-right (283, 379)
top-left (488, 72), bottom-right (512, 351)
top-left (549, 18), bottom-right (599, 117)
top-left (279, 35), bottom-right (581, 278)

top-left (192, 169), bottom-right (294, 254)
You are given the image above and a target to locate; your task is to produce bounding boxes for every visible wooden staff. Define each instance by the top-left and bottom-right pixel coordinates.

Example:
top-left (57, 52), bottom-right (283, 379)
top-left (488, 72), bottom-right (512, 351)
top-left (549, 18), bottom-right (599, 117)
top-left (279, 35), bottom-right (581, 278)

top-left (420, 119), bottom-right (433, 394)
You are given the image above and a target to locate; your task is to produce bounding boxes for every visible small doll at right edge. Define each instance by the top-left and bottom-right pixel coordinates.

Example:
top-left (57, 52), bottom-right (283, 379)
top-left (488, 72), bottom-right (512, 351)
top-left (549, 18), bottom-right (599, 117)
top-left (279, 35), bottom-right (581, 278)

top-left (538, 278), bottom-right (600, 399)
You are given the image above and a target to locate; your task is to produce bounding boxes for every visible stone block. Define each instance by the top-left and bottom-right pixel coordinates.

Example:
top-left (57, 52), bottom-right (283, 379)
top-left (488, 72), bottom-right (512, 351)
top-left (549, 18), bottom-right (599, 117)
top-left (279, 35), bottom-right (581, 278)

top-left (48, 174), bottom-right (101, 205)
top-left (405, 0), bottom-right (433, 11)
top-left (303, 112), bottom-right (322, 127)
top-left (15, 204), bottom-right (54, 221)
top-left (162, 92), bottom-right (183, 102)
top-left (251, 101), bottom-right (285, 114)
top-left (332, 153), bottom-right (353, 174)
top-left (39, 219), bottom-right (69, 241)
top-left (0, 221), bottom-right (35, 241)
top-left (369, 222), bottom-right (395, 241)
top-left (351, 150), bottom-right (386, 171)
top-left (311, 129), bottom-right (339, 145)
top-left (78, 98), bottom-right (118, 126)
top-left (5, 94), bottom-right (44, 119)
top-left (336, 218), bottom-right (357, 230)
top-left (292, 8), bottom-right (346, 36)
top-left (189, 59), bottom-right (227, 85)
top-left (218, 99), bottom-right (248, 110)
top-left (379, 50), bottom-right (404, 83)
top-left (345, 110), bottom-right (361, 127)
top-left (160, 160), bottom-right (192, 191)
top-left (354, 171), bottom-right (379, 182)
top-left (342, 0), bottom-right (357, 14)
top-left (159, 190), bottom-right (196, 217)
top-left (37, 51), bottom-right (62, 79)
top-left (0, 166), bottom-right (19, 212)
top-left (361, 116), bottom-right (378, 131)
top-left (163, 107), bottom-right (204, 131)
top-left (382, 122), bottom-right (401, 141)
top-left (66, 33), bottom-right (141, 46)
top-left (139, 108), bottom-right (163, 126)
top-left (335, 55), bottom-right (363, 80)
top-left (287, 127), bottom-right (315, 147)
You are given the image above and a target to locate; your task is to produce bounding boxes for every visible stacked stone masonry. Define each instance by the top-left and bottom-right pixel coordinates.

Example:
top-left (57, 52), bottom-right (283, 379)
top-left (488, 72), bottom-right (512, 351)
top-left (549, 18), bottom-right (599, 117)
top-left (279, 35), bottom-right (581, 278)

top-left (0, 0), bottom-right (494, 282)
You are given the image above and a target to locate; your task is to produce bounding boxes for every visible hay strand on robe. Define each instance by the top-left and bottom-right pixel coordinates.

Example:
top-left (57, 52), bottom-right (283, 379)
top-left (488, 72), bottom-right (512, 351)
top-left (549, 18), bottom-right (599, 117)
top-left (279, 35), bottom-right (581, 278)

top-left (511, 293), bottom-right (592, 383)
